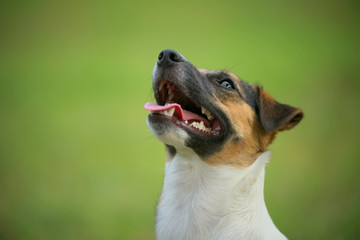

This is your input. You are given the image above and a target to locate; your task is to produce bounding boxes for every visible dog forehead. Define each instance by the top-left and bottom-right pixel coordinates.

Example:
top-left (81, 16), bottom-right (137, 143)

top-left (198, 69), bottom-right (236, 80)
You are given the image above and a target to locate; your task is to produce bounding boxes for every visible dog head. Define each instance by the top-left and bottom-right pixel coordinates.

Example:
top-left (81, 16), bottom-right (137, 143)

top-left (145, 49), bottom-right (303, 167)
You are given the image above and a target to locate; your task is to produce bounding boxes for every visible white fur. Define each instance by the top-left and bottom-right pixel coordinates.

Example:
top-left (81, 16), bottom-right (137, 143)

top-left (156, 151), bottom-right (287, 240)
top-left (146, 118), bottom-right (189, 151)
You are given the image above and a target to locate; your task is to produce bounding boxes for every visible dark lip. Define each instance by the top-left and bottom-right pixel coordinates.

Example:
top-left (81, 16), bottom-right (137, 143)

top-left (151, 79), bottom-right (226, 137)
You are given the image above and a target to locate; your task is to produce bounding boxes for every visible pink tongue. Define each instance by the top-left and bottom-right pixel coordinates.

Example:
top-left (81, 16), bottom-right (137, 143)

top-left (144, 102), bottom-right (222, 131)
top-left (144, 102), bottom-right (207, 123)
top-left (144, 102), bottom-right (221, 131)
top-left (144, 102), bottom-right (206, 122)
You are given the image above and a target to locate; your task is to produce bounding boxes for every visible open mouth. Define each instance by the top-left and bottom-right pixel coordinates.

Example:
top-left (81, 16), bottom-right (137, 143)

top-left (144, 80), bottom-right (223, 136)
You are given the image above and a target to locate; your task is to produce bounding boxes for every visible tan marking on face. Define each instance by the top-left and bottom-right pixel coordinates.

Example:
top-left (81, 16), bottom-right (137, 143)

top-left (205, 99), bottom-right (274, 168)
top-left (198, 68), bottom-right (209, 73)
top-left (227, 72), bottom-right (239, 81)
top-left (226, 71), bottom-right (247, 97)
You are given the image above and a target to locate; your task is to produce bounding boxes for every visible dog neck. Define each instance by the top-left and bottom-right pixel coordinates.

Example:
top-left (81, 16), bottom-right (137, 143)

top-left (156, 150), bottom-right (287, 240)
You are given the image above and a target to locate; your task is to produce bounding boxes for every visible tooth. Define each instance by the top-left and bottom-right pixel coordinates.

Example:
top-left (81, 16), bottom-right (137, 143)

top-left (207, 113), bottom-right (215, 121)
top-left (185, 120), bottom-right (188, 124)
top-left (159, 81), bottom-right (166, 91)
top-left (163, 110), bottom-right (173, 116)
top-left (201, 106), bottom-right (215, 121)
top-left (188, 120), bottom-right (212, 133)
top-left (201, 106), bottom-right (206, 114)
top-left (168, 108), bottom-right (175, 116)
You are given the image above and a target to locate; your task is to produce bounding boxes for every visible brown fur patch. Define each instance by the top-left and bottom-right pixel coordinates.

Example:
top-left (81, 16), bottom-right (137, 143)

top-left (257, 86), bottom-right (303, 132)
top-left (205, 99), bottom-right (273, 168)
top-left (227, 72), bottom-right (240, 81)
top-left (198, 68), bottom-right (209, 73)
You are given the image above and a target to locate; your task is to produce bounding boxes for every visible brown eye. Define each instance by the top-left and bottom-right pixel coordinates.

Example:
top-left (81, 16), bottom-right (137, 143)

top-left (220, 79), bottom-right (234, 89)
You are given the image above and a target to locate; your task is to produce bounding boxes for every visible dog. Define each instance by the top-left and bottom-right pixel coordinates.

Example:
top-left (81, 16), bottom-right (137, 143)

top-left (144, 49), bottom-right (303, 240)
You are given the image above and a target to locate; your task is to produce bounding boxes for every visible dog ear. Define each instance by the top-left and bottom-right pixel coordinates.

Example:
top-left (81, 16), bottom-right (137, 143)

top-left (256, 86), bottom-right (303, 132)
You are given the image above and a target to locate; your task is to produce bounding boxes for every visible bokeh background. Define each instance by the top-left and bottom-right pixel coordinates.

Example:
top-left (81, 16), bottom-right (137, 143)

top-left (1, 0), bottom-right (359, 239)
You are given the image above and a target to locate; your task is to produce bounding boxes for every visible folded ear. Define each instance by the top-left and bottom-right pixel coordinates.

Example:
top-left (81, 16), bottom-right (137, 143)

top-left (256, 86), bottom-right (303, 132)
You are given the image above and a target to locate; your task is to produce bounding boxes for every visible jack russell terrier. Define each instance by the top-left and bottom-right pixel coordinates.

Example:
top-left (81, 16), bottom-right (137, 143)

top-left (144, 49), bottom-right (303, 240)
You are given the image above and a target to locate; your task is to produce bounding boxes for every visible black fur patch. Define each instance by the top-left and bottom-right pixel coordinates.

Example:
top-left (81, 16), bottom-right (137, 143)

top-left (233, 135), bottom-right (242, 143)
top-left (166, 144), bottom-right (177, 157)
top-left (238, 80), bottom-right (258, 110)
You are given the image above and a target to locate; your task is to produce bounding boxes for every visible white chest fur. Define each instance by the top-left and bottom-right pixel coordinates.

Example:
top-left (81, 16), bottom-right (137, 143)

top-left (156, 151), bottom-right (287, 240)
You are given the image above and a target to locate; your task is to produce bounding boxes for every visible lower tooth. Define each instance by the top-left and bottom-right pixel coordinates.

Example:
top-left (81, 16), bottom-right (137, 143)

top-left (188, 121), bottom-right (212, 133)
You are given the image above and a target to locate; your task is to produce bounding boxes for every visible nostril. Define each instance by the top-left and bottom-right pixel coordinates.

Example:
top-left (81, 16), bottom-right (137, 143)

top-left (157, 49), bottom-right (183, 66)
top-left (158, 52), bottom-right (164, 61)
top-left (169, 52), bottom-right (181, 62)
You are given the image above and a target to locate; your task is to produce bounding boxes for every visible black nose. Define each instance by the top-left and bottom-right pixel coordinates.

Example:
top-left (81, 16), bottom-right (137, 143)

top-left (157, 49), bottom-right (184, 66)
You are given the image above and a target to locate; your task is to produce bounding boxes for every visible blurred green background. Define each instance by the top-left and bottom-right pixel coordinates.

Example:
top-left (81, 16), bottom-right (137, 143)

top-left (0, 0), bottom-right (359, 239)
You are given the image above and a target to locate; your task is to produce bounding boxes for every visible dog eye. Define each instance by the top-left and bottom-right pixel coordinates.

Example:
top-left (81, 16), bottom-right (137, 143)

top-left (220, 80), bottom-right (234, 89)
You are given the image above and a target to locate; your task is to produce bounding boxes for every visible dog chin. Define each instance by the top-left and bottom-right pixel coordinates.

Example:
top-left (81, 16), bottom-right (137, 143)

top-left (147, 118), bottom-right (189, 149)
